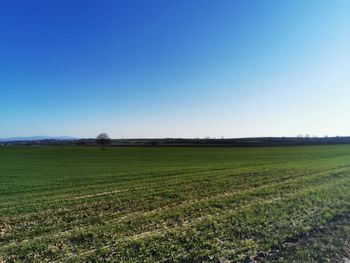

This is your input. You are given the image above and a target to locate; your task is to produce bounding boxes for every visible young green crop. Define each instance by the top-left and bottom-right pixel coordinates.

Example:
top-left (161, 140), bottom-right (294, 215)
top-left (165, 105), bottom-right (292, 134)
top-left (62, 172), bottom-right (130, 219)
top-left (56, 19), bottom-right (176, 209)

top-left (1, 145), bottom-right (350, 262)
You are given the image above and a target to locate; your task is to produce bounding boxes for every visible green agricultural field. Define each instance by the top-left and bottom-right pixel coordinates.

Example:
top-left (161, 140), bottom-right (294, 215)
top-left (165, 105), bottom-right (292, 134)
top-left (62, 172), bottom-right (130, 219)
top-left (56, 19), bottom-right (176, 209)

top-left (1, 145), bottom-right (350, 262)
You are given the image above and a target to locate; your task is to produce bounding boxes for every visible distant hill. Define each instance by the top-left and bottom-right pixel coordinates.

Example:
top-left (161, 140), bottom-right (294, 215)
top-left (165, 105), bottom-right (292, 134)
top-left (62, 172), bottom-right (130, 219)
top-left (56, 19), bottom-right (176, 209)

top-left (0, 136), bottom-right (77, 142)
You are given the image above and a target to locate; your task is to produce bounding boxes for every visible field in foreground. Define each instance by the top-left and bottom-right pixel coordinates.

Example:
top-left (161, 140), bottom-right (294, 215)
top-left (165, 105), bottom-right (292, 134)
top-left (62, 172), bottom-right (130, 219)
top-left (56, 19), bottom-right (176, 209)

top-left (1, 146), bottom-right (350, 262)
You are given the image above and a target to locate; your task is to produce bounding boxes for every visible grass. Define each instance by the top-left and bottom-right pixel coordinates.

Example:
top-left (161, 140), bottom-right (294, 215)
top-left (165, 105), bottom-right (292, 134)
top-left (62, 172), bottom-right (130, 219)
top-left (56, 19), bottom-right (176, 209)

top-left (1, 145), bottom-right (350, 262)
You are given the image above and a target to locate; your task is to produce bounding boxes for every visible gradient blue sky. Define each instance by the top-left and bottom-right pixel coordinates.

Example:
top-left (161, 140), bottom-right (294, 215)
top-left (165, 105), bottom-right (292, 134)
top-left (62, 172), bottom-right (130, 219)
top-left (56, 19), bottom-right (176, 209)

top-left (1, 0), bottom-right (350, 138)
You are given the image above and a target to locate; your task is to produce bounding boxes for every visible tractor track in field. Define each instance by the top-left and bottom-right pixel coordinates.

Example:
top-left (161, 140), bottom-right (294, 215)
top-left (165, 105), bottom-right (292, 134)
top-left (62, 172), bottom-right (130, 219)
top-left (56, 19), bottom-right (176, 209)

top-left (3, 169), bottom-right (315, 253)
top-left (55, 197), bottom-right (282, 263)
top-left (0, 187), bottom-right (142, 212)
top-left (62, 189), bottom-right (350, 263)
top-left (0, 188), bottom-right (280, 251)
top-left (0, 168), bottom-right (243, 212)
top-left (0, 167), bottom-right (316, 234)
top-left (0, 163), bottom-right (342, 216)
top-left (70, 188), bottom-right (129, 200)
top-left (0, 162), bottom-right (314, 212)
top-left (1, 169), bottom-right (346, 254)
top-left (7, 164), bottom-right (348, 223)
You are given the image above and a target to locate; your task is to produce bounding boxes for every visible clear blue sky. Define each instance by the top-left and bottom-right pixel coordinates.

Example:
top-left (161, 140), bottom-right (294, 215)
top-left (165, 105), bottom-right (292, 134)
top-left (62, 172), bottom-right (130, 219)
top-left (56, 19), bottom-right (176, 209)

top-left (1, 0), bottom-right (350, 138)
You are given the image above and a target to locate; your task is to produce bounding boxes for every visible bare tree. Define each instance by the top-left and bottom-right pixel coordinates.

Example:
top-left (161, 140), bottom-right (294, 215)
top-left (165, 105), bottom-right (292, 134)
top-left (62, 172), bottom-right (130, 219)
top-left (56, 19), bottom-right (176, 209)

top-left (96, 133), bottom-right (111, 150)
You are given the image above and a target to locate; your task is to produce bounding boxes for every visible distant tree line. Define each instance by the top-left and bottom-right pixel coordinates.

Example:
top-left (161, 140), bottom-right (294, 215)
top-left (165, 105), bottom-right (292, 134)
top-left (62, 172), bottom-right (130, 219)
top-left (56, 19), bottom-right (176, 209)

top-left (4, 136), bottom-right (350, 148)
